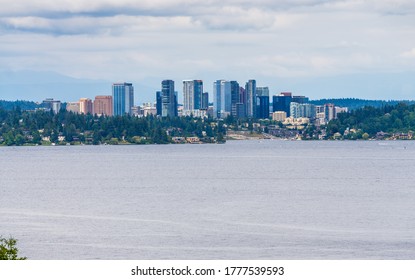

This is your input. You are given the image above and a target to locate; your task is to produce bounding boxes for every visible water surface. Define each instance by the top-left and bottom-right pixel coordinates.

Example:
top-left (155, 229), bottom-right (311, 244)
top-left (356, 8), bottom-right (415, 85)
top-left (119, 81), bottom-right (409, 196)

top-left (1, 141), bottom-right (414, 259)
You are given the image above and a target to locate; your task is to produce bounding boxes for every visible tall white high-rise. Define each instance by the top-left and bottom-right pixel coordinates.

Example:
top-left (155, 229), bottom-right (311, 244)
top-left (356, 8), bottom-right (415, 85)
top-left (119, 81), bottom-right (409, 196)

top-left (245, 79), bottom-right (256, 117)
top-left (183, 80), bottom-right (203, 116)
top-left (324, 103), bottom-right (336, 122)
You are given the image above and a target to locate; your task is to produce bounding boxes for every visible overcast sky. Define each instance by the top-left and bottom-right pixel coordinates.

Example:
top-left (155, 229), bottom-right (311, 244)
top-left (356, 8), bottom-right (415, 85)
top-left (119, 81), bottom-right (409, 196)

top-left (1, 0), bottom-right (415, 101)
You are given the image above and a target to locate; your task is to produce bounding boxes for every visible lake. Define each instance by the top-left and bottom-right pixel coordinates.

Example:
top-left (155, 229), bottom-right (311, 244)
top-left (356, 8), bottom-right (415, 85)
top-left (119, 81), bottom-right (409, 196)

top-left (1, 140), bottom-right (415, 259)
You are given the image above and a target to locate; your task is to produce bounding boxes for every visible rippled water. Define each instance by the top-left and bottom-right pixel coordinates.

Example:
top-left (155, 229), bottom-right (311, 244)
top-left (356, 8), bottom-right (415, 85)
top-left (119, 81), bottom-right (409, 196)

top-left (1, 140), bottom-right (415, 259)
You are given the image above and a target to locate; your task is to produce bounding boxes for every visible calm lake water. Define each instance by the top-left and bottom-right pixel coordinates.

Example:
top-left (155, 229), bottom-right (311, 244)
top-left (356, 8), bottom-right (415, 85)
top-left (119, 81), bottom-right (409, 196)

top-left (1, 140), bottom-right (415, 260)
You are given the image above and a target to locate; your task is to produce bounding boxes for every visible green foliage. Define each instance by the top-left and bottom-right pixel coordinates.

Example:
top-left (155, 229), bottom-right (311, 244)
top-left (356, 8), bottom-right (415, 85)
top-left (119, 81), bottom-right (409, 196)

top-left (310, 98), bottom-right (415, 110)
top-left (216, 132), bottom-right (225, 143)
top-left (0, 108), bottom-right (222, 145)
top-left (0, 100), bottom-right (39, 111)
top-left (0, 237), bottom-right (26, 260)
top-left (109, 138), bottom-right (119, 145)
top-left (247, 120), bottom-right (253, 132)
top-left (327, 103), bottom-right (415, 138)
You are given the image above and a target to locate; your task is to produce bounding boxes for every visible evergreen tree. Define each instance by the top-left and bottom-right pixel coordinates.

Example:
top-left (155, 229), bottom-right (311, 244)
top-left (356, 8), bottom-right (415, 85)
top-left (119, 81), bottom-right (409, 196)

top-left (0, 237), bottom-right (26, 260)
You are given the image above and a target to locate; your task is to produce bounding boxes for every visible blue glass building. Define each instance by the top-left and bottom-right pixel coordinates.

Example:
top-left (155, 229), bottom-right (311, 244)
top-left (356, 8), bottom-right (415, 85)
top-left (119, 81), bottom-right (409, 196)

top-left (256, 87), bottom-right (270, 119)
top-left (156, 91), bottom-right (162, 116)
top-left (112, 83), bottom-right (134, 116)
top-left (272, 92), bottom-right (292, 117)
top-left (161, 80), bottom-right (177, 117)
top-left (213, 80), bottom-right (231, 119)
top-left (230, 81), bottom-right (240, 118)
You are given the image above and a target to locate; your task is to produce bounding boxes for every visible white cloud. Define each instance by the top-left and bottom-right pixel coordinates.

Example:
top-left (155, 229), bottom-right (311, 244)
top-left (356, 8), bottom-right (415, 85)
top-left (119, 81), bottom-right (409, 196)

top-left (1, 0), bottom-right (415, 18)
top-left (0, 15), bottom-right (200, 37)
top-left (196, 6), bottom-right (278, 30)
top-left (1, 0), bottom-right (414, 35)
top-left (0, 0), bottom-right (336, 16)
top-left (1, 16), bottom-right (51, 30)
top-left (401, 48), bottom-right (415, 58)
top-left (0, 0), bottom-right (414, 100)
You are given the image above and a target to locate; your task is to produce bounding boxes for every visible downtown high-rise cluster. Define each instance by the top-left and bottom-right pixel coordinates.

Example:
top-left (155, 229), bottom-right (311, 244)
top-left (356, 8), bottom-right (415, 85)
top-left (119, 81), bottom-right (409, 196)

top-left (154, 79), bottom-right (270, 120)
top-left (150, 79), bottom-right (343, 125)
top-left (47, 78), bottom-right (346, 126)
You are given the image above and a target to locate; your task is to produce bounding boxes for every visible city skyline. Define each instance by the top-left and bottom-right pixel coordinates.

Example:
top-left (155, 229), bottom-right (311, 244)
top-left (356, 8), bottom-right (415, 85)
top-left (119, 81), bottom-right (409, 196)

top-left (51, 78), bottom-right (344, 128)
top-left (0, 1), bottom-right (414, 102)
top-left (29, 76), bottom-right (415, 109)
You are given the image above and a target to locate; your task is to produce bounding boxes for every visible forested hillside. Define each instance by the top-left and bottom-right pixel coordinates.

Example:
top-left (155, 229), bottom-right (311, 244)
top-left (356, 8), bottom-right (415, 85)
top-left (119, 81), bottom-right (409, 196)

top-left (0, 108), bottom-right (224, 145)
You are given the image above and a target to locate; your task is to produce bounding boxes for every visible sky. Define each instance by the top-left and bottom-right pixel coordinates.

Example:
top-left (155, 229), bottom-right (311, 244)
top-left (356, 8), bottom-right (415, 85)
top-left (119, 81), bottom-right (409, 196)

top-left (0, 0), bottom-right (415, 103)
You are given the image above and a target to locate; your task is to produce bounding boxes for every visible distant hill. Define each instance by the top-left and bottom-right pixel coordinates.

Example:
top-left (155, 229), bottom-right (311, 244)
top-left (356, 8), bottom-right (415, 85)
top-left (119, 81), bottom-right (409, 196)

top-left (0, 70), bottom-right (157, 104)
top-left (274, 71), bottom-right (415, 101)
top-left (309, 98), bottom-right (415, 110)
top-left (0, 100), bottom-right (39, 111)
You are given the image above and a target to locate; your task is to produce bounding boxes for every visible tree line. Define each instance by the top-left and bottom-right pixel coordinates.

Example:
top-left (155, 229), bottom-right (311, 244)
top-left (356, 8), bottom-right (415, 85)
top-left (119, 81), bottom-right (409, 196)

top-left (0, 107), bottom-right (225, 146)
top-left (0, 100), bottom-right (39, 111)
top-left (326, 103), bottom-right (415, 138)
top-left (310, 98), bottom-right (415, 110)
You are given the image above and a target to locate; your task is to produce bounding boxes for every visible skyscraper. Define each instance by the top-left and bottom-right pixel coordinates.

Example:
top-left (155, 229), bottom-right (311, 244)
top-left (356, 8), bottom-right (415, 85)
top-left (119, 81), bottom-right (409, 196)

top-left (161, 80), bottom-right (177, 117)
top-left (273, 92), bottom-right (292, 117)
top-left (79, 98), bottom-right (93, 115)
top-left (42, 98), bottom-right (61, 114)
top-left (213, 81), bottom-right (221, 118)
top-left (94, 95), bottom-right (113, 116)
top-left (245, 80), bottom-right (256, 117)
top-left (156, 91), bottom-right (162, 116)
top-left (292, 95), bottom-right (309, 104)
top-left (256, 87), bottom-right (270, 119)
top-left (112, 83), bottom-right (134, 116)
top-left (183, 80), bottom-right (203, 115)
top-left (324, 103), bottom-right (336, 122)
top-left (230, 81), bottom-right (240, 118)
top-left (201, 92), bottom-right (209, 110)
top-left (213, 80), bottom-right (231, 118)
top-left (237, 87), bottom-right (247, 118)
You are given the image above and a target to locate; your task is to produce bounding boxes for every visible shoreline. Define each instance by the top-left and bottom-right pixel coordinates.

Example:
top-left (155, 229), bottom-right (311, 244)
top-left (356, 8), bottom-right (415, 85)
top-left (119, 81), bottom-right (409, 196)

top-left (1, 138), bottom-right (414, 147)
